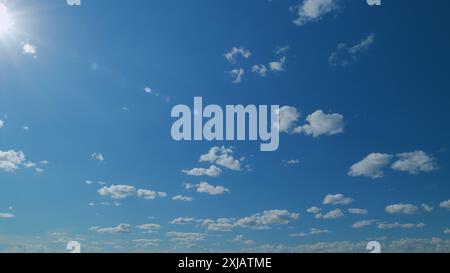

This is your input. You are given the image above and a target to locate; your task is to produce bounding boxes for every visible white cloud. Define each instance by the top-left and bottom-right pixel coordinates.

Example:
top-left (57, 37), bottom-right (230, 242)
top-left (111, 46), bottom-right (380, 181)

top-left (137, 189), bottom-right (167, 200)
top-left (144, 87), bottom-right (152, 94)
top-left (0, 150), bottom-right (26, 172)
top-left (283, 159), bottom-right (300, 165)
top-left (323, 194), bottom-right (353, 205)
top-left (294, 110), bottom-right (344, 137)
top-left (89, 223), bottom-right (131, 234)
top-left (225, 47), bottom-right (251, 64)
top-left (421, 203), bottom-right (434, 213)
top-left (348, 208), bottom-right (368, 215)
top-left (186, 182), bottom-right (230, 195)
top-left (136, 224), bottom-right (160, 232)
top-left (172, 195), bottom-right (193, 202)
top-left (307, 207), bottom-right (322, 214)
top-left (352, 220), bottom-right (376, 229)
top-left (91, 152), bottom-right (104, 162)
top-left (252, 65), bottom-right (268, 77)
top-left (66, 0), bottom-right (81, 6)
top-left (385, 204), bottom-right (418, 215)
top-left (232, 235), bottom-right (255, 245)
top-left (166, 232), bottom-right (205, 245)
top-left (133, 239), bottom-right (161, 248)
top-left (0, 213), bottom-right (15, 219)
top-left (391, 151), bottom-right (438, 174)
top-left (329, 33), bottom-right (375, 67)
top-left (201, 218), bottom-right (235, 232)
top-left (292, 0), bottom-right (338, 26)
top-left (22, 43), bottom-right (37, 57)
top-left (348, 153), bottom-right (393, 179)
top-left (236, 209), bottom-right (299, 229)
top-left (269, 56), bottom-right (286, 72)
top-left (170, 217), bottom-right (196, 225)
top-left (182, 165), bottom-right (222, 177)
top-left (230, 68), bottom-right (244, 84)
top-left (199, 146), bottom-right (242, 171)
top-left (444, 228), bottom-right (450, 235)
top-left (98, 185), bottom-right (136, 199)
top-left (290, 228), bottom-right (329, 237)
top-left (0, 120), bottom-right (4, 128)
top-left (377, 222), bottom-right (425, 229)
top-left (315, 208), bottom-right (344, 219)
top-left (275, 106), bottom-right (301, 133)
top-left (440, 200), bottom-right (450, 210)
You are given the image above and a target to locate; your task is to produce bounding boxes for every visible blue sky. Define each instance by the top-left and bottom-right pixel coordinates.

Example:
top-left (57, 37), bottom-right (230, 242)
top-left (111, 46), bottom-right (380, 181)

top-left (0, 0), bottom-right (450, 253)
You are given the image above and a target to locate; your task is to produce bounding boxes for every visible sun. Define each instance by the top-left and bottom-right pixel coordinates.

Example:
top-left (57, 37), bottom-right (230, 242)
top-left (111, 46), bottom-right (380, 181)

top-left (0, 2), bottom-right (14, 35)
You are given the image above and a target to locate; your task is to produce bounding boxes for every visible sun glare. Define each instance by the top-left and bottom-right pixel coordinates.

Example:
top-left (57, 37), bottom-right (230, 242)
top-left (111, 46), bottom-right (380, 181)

top-left (0, 3), bottom-right (14, 35)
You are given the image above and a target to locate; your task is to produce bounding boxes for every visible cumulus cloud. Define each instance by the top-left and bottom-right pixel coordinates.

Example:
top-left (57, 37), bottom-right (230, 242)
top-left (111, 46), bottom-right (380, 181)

top-left (315, 208), bottom-right (344, 219)
top-left (22, 43), bottom-right (37, 57)
top-left (348, 153), bottom-right (393, 179)
top-left (385, 204), bottom-right (418, 215)
top-left (252, 64), bottom-right (268, 77)
top-left (292, 0), bottom-right (338, 26)
top-left (440, 200), bottom-right (450, 210)
top-left (275, 106), bottom-right (301, 133)
top-left (201, 218), bottom-right (235, 232)
top-left (323, 194), bottom-right (353, 205)
top-left (182, 165), bottom-right (222, 177)
top-left (91, 152), bottom-right (104, 162)
top-left (348, 208), bottom-right (368, 215)
top-left (225, 47), bottom-right (251, 64)
top-left (329, 33), bottom-right (375, 67)
top-left (230, 68), bottom-right (244, 84)
top-left (98, 185), bottom-right (136, 199)
top-left (377, 222), bottom-right (426, 229)
top-left (391, 151), bottom-right (438, 174)
top-left (293, 110), bottom-right (344, 137)
top-left (137, 189), bottom-right (167, 200)
top-left (185, 182), bottom-right (230, 195)
top-left (236, 210), bottom-right (299, 229)
top-left (307, 206), bottom-right (322, 214)
top-left (283, 159), bottom-right (300, 166)
top-left (0, 120), bottom-right (4, 128)
top-left (352, 220), bottom-right (376, 229)
top-left (66, 0), bottom-right (81, 6)
top-left (136, 224), bottom-right (161, 233)
top-left (269, 56), bottom-right (286, 72)
top-left (421, 203), bottom-right (434, 213)
top-left (290, 228), bottom-right (330, 237)
top-left (170, 217), bottom-right (196, 225)
top-left (89, 223), bottom-right (131, 234)
top-left (199, 146), bottom-right (242, 171)
top-left (166, 232), bottom-right (205, 246)
top-left (232, 235), bottom-right (255, 245)
top-left (172, 195), bottom-right (193, 202)
top-left (0, 150), bottom-right (26, 172)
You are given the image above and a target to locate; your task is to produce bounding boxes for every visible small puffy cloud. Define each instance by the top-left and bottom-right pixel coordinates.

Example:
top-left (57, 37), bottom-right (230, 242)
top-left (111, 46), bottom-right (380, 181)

top-left (136, 224), bottom-right (161, 232)
top-left (329, 33), bottom-right (375, 67)
top-left (170, 217), bottom-right (196, 225)
top-left (22, 43), bottom-right (37, 57)
top-left (186, 182), bottom-right (230, 195)
top-left (232, 235), bottom-right (255, 245)
top-left (89, 223), bottom-right (131, 234)
top-left (182, 165), bottom-right (222, 177)
top-left (0, 120), bottom-right (4, 128)
top-left (133, 239), bottom-right (161, 248)
top-left (172, 195), bottom-right (193, 202)
top-left (348, 153), bottom-right (393, 179)
top-left (230, 68), bottom-right (244, 84)
top-left (201, 218), bottom-right (235, 232)
top-left (294, 110), bottom-right (344, 137)
top-left (66, 0), bottom-right (81, 6)
top-left (440, 200), bottom-right (450, 210)
top-left (352, 220), bottom-right (376, 229)
top-left (377, 222), bottom-right (425, 229)
top-left (421, 203), bottom-right (434, 213)
top-left (348, 208), bottom-right (368, 215)
top-left (0, 150), bottom-right (26, 172)
top-left (225, 47), bottom-right (251, 64)
top-left (252, 64), bottom-right (268, 77)
top-left (323, 194), bottom-right (353, 205)
top-left (236, 209), bottom-right (299, 229)
top-left (275, 106), bottom-right (301, 133)
top-left (315, 209), bottom-right (344, 219)
top-left (98, 185), bottom-right (136, 199)
top-left (144, 87), bottom-right (152, 94)
top-left (269, 57), bottom-right (286, 72)
top-left (199, 146), bottom-right (242, 171)
top-left (444, 228), bottom-right (450, 235)
top-left (166, 232), bottom-right (205, 245)
top-left (307, 207), bottom-right (322, 214)
top-left (385, 204), bottom-right (418, 215)
top-left (137, 189), bottom-right (167, 200)
top-left (91, 152), bottom-right (104, 162)
top-left (283, 159), bottom-right (300, 166)
top-left (391, 151), bottom-right (438, 174)
top-left (0, 212), bottom-right (15, 219)
top-left (292, 0), bottom-right (338, 26)
top-left (290, 228), bottom-right (329, 237)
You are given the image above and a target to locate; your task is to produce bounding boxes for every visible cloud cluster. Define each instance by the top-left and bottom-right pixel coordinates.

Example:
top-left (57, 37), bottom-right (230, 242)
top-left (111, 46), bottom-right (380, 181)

top-left (98, 184), bottom-right (166, 200)
top-left (185, 182), bottom-right (230, 195)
